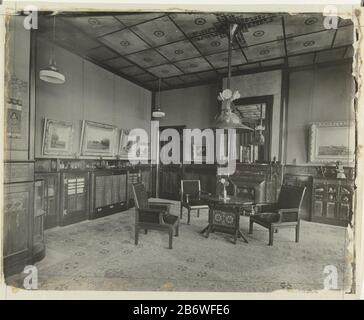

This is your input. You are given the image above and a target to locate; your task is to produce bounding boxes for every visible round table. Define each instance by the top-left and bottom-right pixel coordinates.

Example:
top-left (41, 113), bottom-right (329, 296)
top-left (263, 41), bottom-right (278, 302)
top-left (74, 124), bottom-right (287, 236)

top-left (200, 195), bottom-right (253, 243)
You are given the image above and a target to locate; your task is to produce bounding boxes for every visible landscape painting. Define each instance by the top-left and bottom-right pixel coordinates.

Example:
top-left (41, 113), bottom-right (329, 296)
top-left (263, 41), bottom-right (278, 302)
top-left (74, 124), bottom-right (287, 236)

top-left (309, 121), bottom-right (355, 164)
top-left (42, 118), bottom-right (74, 156)
top-left (80, 120), bottom-right (118, 157)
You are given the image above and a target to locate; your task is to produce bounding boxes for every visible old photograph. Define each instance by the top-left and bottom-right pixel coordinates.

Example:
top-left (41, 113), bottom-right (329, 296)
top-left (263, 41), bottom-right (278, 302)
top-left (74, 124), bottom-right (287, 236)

top-left (0, 1), bottom-right (363, 300)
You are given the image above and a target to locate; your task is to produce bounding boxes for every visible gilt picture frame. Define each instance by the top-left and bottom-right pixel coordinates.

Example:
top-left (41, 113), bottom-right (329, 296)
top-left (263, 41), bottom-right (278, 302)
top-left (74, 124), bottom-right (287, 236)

top-left (42, 118), bottom-right (74, 156)
top-left (80, 120), bottom-right (118, 157)
top-left (308, 121), bottom-right (355, 164)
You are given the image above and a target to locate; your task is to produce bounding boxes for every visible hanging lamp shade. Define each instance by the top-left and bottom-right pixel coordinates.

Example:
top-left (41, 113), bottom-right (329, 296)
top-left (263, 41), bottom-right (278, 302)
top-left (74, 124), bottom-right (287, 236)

top-left (40, 58), bottom-right (65, 84)
top-left (152, 78), bottom-right (165, 118)
top-left (40, 15), bottom-right (65, 84)
top-left (213, 23), bottom-right (253, 132)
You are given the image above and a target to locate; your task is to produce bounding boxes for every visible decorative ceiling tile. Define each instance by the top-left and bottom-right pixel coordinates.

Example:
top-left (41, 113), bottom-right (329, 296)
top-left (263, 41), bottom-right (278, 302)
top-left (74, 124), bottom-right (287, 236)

top-left (283, 14), bottom-right (326, 38)
top-left (315, 47), bottom-right (347, 63)
top-left (65, 16), bottom-right (125, 37)
top-left (178, 74), bottom-right (202, 83)
top-left (125, 48), bottom-right (168, 68)
top-left (243, 40), bottom-right (285, 62)
top-left (131, 16), bottom-right (185, 46)
top-left (156, 40), bottom-right (201, 62)
top-left (133, 73), bottom-right (157, 82)
top-left (191, 33), bottom-right (232, 55)
top-left (286, 30), bottom-right (335, 55)
top-left (260, 58), bottom-right (285, 67)
top-left (145, 79), bottom-right (169, 90)
top-left (102, 56), bottom-right (133, 68)
top-left (169, 13), bottom-right (219, 38)
top-left (239, 16), bottom-right (284, 47)
top-left (216, 65), bottom-right (239, 74)
top-left (99, 28), bottom-right (150, 55)
top-left (196, 70), bottom-right (218, 80)
top-left (116, 13), bottom-right (165, 27)
top-left (86, 46), bottom-right (118, 61)
top-left (205, 49), bottom-right (246, 69)
top-left (339, 17), bottom-right (353, 27)
top-left (174, 57), bottom-right (212, 73)
top-left (288, 53), bottom-right (315, 67)
top-left (147, 64), bottom-right (183, 78)
top-left (333, 25), bottom-right (354, 47)
top-left (163, 76), bottom-right (185, 86)
top-left (120, 65), bottom-right (145, 76)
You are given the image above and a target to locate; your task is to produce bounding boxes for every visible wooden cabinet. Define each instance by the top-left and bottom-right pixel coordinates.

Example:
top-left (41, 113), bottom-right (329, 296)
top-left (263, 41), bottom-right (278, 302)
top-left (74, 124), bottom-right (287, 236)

top-left (33, 179), bottom-right (46, 262)
top-left (312, 178), bottom-right (353, 227)
top-left (3, 181), bottom-right (34, 275)
top-left (140, 166), bottom-right (153, 196)
top-left (60, 171), bottom-right (89, 226)
top-left (35, 172), bottom-right (60, 229)
top-left (90, 170), bottom-right (128, 219)
top-left (159, 164), bottom-right (182, 200)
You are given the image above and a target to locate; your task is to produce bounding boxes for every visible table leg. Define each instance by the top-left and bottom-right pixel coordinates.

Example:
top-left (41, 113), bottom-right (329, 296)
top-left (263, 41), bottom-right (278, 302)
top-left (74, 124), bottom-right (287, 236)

top-left (200, 224), bottom-right (209, 234)
top-left (238, 230), bottom-right (249, 243)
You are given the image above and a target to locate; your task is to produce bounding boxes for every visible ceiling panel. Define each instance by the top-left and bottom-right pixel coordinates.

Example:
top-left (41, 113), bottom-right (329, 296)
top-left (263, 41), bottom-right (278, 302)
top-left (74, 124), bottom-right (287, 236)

top-left (286, 29), bottom-right (335, 55)
top-left (196, 70), bottom-right (218, 80)
top-left (174, 57), bottom-right (212, 73)
top-left (145, 79), bottom-right (169, 90)
top-left (99, 29), bottom-right (150, 55)
top-left (147, 64), bottom-right (184, 78)
top-left (86, 46), bottom-right (118, 61)
top-left (163, 76), bottom-right (185, 86)
top-left (65, 16), bottom-right (125, 37)
top-left (131, 16), bottom-right (185, 46)
top-left (288, 53), bottom-right (315, 67)
top-left (169, 13), bottom-right (219, 38)
top-left (344, 46), bottom-right (354, 59)
top-left (243, 40), bottom-right (285, 62)
top-left (339, 17), bottom-right (353, 27)
top-left (315, 47), bottom-right (346, 63)
top-left (192, 33), bottom-right (233, 55)
top-left (239, 16), bottom-right (284, 46)
top-left (205, 49), bottom-right (246, 69)
top-left (283, 14), bottom-right (326, 38)
top-left (238, 62), bottom-right (260, 70)
top-left (116, 13), bottom-right (165, 27)
top-left (133, 73), bottom-right (157, 82)
top-left (119, 65), bottom-right (145, 76)
top-left (156, 39), bottom-right (201, 62)
top-left (334, 25), bottom-right (354, 47)
top-left (217, 65), bottom-right (240, 74)
top-left (125, 48), bottom-right (168, 68)
top-left (179, 74), bottom-right (202, 83)
top-left (102, 56), bottom-right (133, 68)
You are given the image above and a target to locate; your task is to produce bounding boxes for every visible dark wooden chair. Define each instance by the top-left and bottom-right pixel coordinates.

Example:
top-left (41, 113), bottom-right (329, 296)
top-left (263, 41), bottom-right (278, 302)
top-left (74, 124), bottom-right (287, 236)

top-left (180, 180), bottom-right (210, 224)
top-left (132, 183), bottom-right (179, 249)
top-left (249, 185), bottom-right (306, 246)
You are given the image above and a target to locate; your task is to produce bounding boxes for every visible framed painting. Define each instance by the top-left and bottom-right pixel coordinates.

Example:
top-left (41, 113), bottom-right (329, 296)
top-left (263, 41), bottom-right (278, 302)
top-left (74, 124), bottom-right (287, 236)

top-left (118, 129), bottom-right (132, 159)
top-left (80, 120), bottom-right (118, 157)
top-left (308, 121), bottom-right (355, 164)
top-left (121, 129), bottom-right (149, 161)
top-left (42, 118), bottom-right (74, 156)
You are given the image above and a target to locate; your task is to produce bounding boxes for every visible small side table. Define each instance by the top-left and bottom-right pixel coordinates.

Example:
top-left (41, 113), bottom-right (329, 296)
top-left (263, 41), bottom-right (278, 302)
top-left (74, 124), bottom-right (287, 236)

top-left (200, 196), bottom-right (252, 244)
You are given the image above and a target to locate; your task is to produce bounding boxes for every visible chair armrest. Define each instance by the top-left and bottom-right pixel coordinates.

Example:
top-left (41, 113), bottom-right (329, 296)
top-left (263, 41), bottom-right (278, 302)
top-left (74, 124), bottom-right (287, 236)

top-left (277, 208), bottom-right (299, 223)
top-left (149, 202), bottom-right (171, 213)
top-left (137, 208), bottom-right (164, 224)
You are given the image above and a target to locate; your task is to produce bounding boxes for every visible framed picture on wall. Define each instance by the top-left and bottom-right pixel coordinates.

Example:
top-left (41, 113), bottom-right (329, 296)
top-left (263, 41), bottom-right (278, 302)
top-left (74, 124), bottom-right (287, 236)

top-left (42, 118), bottom-right (74, 156)
top-left (80, 120), bottom-right (118, 157)
top-left (308, 121), bottom-right (355, 164)
top-left (118, 129), bottom-right (132, 159)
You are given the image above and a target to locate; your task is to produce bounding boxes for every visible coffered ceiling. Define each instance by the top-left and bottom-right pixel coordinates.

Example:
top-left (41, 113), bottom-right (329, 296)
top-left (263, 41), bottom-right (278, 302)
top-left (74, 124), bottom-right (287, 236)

top-left (37, 12), bottom-right (354, 91)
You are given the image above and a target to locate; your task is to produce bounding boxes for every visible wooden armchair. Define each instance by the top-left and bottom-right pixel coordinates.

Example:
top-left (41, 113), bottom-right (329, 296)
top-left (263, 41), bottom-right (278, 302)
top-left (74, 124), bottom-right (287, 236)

top-left (132, 183), bottom-right (179, 249)
top-left (180, 180), bottom-right (210, 224)
top-left (249, 185), bottom-right (306, 246)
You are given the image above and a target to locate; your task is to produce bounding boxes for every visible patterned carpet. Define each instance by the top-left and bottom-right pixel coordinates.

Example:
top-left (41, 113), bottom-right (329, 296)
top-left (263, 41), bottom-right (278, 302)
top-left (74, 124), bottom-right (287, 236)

top-left (7, 200), bottom-right (351, 292)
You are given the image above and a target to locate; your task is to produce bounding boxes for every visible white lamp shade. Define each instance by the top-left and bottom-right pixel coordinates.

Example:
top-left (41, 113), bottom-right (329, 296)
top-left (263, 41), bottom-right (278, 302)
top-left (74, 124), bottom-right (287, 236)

top-left (40, 62), bottom-right (65, 84)
top-left (152, 108), bottom-right (165, 118)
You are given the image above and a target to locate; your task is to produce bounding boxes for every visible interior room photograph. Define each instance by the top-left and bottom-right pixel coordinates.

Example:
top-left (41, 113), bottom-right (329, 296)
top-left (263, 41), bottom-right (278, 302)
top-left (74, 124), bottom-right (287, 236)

top-left (3, 10), bottom-right (356, 293)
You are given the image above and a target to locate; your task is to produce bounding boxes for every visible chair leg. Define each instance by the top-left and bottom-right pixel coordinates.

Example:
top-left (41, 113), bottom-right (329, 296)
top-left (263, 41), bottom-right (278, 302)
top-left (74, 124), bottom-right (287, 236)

top-left (180, 205), bottom-right (183, 218)
top-left (135, 227), bottom-right (139, 245)
top-left (269, 226), bottom-right (274, 246)
top-left (206, 224), bottom-right (212, 238)
top-left (197, 209), bottom-right (200, 217)
top-left (144, 229), bottom-right (148, 234)
top-left (296, 221), bottom-right (300, 243)
top-left (187, 209), bottom-right (191, 225)
top-left (249, 219), bottom-right (253, 234)
top-left (175, 224), bottom-right (179, 237)
top-left (233, 230), bottom-right (238, 244)
top-left (169, 229), bottom-right (173, 249)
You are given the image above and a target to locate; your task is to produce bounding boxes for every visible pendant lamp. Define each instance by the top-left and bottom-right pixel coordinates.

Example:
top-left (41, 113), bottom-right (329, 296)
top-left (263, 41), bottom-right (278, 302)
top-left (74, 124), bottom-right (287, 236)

top-left (152, 78), bottom-right (165, 118)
